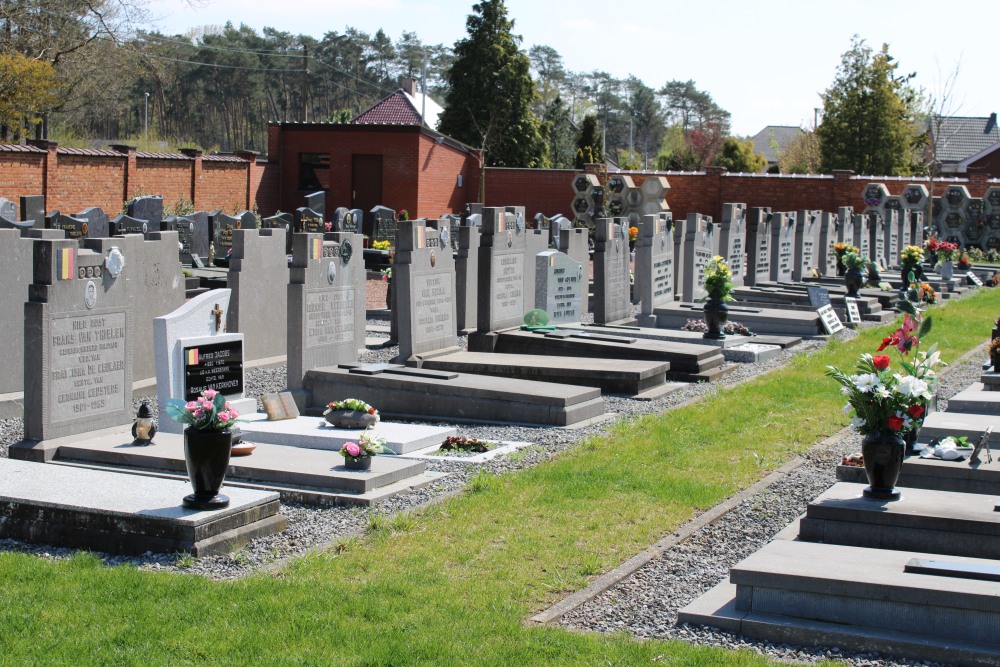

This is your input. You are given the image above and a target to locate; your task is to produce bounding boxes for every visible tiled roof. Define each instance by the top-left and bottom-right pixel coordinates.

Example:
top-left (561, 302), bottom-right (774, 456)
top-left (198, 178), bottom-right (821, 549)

top-left (136, 151), bottom-right (190, 160)
top-left (352, 88), bottom-right (444, 128)
top-left (751, 126), bottom-right (804, 164)
top-left (931, 114), bottom-right (999, 163)
top-left (202, 154), bottom-right (246, 163)
top-left (0, 143), bottom-right (46, 153)
top-left (57, 147), bottom-right (123, 156)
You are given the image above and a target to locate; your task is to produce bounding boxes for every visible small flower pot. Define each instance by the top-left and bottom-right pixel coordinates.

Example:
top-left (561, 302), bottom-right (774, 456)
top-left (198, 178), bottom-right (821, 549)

top-left (325, 410), bottom-right (378, 429)
top-left (343, 455), bottom-right (372, 471)
top-left (182, 428), bottom-right (232, 510)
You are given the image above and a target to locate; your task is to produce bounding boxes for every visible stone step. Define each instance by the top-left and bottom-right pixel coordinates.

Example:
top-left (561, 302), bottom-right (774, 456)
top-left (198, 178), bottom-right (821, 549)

top-left (919, 411), bottom-right (1000, 446)
top-left (651, 302), bottom-right (824, 337)
top-left (799, 482), bottom-right (1000, 559)
top-left (306, 363), bottom-right (606, 427)
top-left (239, 414), bottom-right (456, 455)
top-left (0, 458), bottom-right (286, 556)
top-left (944, 383), bottom-right (1000, 414)
top-left (702, 539), bottom-right (1000, 648)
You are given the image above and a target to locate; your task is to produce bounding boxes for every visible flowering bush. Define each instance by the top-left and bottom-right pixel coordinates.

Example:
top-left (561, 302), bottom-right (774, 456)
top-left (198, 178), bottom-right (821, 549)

top-left (324, 398), bottom-right (379, 423)
top-left (628, 226), bottom-right (639, 242)
top-left (165, 389), bottom-right (240, 432)
top-left (339, 431), bottom-right (388, 459)
top-left (702, 256), bottom-right (735, 302)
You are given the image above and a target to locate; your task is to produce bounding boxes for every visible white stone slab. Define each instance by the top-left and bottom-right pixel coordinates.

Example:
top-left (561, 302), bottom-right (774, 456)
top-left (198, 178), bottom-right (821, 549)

top-left (239, 413), bottom-right (457, 455)
top-left (0, 458), bottom-right (276, 524)
top-left (400, 440), bottom-right (531, 463)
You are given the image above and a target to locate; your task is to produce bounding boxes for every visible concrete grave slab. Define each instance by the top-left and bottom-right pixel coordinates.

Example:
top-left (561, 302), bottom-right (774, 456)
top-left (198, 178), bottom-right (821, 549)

top-left (238, 413), bottom-right (456, 455)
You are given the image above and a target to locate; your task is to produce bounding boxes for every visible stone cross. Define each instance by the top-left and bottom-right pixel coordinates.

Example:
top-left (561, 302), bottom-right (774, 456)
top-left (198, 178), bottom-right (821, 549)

top-left (212, 303), bottom-right (223, 332)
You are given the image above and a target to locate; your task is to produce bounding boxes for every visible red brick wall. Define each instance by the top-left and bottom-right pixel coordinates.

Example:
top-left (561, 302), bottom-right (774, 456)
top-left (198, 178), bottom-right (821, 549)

top-left (134, 158), bottom-right (191, 208)
top-left (47, 154), bottom-right (126, 213)
top-left (0, 152), bottom-right (45, 202)
top-left (417, 134), bottom-right (479, 216)
top-left (200, 161), bottom-right (249, 212)
top-left (252, 160), bottom-right (280, 216)
top-left (484, 168), bottom-right (575, 215)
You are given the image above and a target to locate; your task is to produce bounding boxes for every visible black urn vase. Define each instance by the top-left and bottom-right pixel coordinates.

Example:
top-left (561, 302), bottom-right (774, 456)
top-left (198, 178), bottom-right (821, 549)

top-left (843, 267), bottom-right (864, 298)
top-left (861, 431), bottom-right (905, 501)
top-left (703, 298), bottom-right (729, 339)
top-left (182, 428), bottom-right (233, 510)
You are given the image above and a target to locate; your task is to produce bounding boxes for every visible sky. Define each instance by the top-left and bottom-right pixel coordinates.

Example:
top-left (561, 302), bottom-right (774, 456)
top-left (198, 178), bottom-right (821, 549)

top-left (146, 0), bottom-right (994, 137)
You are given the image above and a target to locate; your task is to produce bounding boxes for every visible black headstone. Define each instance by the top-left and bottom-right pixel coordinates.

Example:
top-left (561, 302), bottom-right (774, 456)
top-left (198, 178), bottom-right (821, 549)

top-left (263, 212), bottom-right (294, 253)
top-left (20, 195), bottom-right (44, 229)
top-left (806, 286), bottom-right (832, 308)
top-left (212, 212), bottom-right (242, 265)
top-left (127, 195), bottom-right (163, 231)
top-left (304, 192), bottom-right (325, 219)
top-left (294, 207), bottom-right (324, 234)
top-left (75, 207), bottom-right (110, 238)
top-left (46, 211), bottom-right (89, 239)
top-left (367, 205), bottom-right (398, 245)
top-left (332, 207), bottom-right (351, 231)
top-left (110, 214), bottom-right (150, 236)
top-left (347, 209), bottom-right (364, 234)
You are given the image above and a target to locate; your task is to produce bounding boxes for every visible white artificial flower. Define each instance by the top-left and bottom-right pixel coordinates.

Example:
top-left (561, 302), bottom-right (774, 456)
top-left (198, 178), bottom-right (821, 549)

top-left (850, 416), bottom-right (866, 430)
top-left (840, 386), bottom-right (852, 397)
top-left (842, 403), bottom-right (853, 414)
top-left (852, 373), bottom-right (880, 393)
top-left (875, 386), bottom-right (891, 399)
top-left (895, 375), bottom-right (930, 399)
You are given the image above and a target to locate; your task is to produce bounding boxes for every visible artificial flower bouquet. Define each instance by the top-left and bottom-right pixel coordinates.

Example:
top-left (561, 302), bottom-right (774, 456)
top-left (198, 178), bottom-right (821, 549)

top-left (165, 389), bottom-right (240, 432)
top-left (702, 256), bottom-right (735, 302)
top-left (324, 398), bottom-right (380, 423)
top-left (339, 431), bottom-right (388, 460)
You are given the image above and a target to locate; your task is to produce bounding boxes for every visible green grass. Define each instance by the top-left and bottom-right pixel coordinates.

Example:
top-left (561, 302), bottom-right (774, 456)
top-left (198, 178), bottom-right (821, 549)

top-left (1, 289), bottom-right (998, 666)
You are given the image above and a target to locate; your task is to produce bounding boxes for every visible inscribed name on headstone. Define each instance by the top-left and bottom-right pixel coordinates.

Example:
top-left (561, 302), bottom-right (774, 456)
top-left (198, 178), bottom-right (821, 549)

top-left (395, 219), bottom-right (457, 358)
top-left (719, 203), bottom-right (746, 287)
top-left (212, 212), bottom-right (242, 262)
top-left (852, 214), bottom-right (871, 259)
top-left (287, 234), bottom-right (359, 394)
top-left (844, 297), bottom-right (861, 323)
top-left (367, 205), bottom-right (397, 245)
top-left (769, 212), bottom-right (796, 283)
top-left (680, 214), bottom-right (717, 302)
top-left (806, 286), bottom-right (831, 308)
top-left (744, 207), bottom-right (772, 287)
top-left (593, 218), bottom-right (631, 323)
top-left (127, 195), bottom-right (163, 232)
top-left (477, 206), bottom-right (526, 332)
top-left (536, 250), bottom-right (583, 324)
top-left (110, 214), bottom-right (149, 237)
top-left (45, 212), bottom-right (88, 240)
top-left (634, 213), bottom-right (674, 321)
top-left (294, 207), bottom-right (324, 234)
top-left (793, 210), bottom-right (821, 282)
top-left (817, 304), bottom-right (844, 334)
top-left (24, 239), bottom-right (133, 440)
top-left (183, 339), bottom-right (244, 400)
top-left (818, 212), bottom-right (839, 277)
top-left (76, 207), bottom-right (110, 238)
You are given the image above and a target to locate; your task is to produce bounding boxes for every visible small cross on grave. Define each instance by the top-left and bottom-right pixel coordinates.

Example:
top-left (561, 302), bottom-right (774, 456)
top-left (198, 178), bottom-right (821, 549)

top-left (212, 303), bottom-right (224, 332)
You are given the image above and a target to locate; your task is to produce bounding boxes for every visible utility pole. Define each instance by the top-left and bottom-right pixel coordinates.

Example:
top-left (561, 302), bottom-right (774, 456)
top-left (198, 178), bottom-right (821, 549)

top-left (144, 92), bottom-right (149, 144)
top-left (301, 41), bottom-right (309, 123)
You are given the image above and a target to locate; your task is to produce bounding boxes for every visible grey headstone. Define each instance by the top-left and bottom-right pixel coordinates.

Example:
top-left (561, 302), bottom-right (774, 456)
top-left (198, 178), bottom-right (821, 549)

top-left (75, 207), bottom-right (110, 238)
top-left (20, 195), bottom-right (45, 229)
top-left (852, 213), bottom-right (871, 259)
top-left (46, 211), bottom-right (89, 240)
top-left (681, 213), bottom-right (717, 302)
top-left (396, 219), bottom-right (458, 358)
top-left (719, 204), bottom-right (746, 288)
top-left (744, 207), bottom-right (772, 287)
top-left (127, 195), bottom-right (163, 231)
top-left (884, 209), bottom-right (900, 268)
top-left (477, 206), bottom-right (527, 332)
top-left (560, 227), bottom-right (590, 274)
top-left (793, 210), bottom-right (821, 282)
top-left (227, 228), bottom-right (289, 362)
top-left (287, 233), bottom-right (362, 398)
top-left (818, 212), bottom-right (840, 277)
top-left (868, 212), bottom-right (886, 268)
top-left (769, 212), bottom-right (796, 283)
top-left (23, 238), bottom-right (133, 441)
top-left (237, 210), bottom-right (257, 231)
top-left (0, 197), bottom-right (17, 222)
top-left (838, 207), bottom-right (856, 245)
top-left (536, 250), bottom-right (583, 324)
top-left (304, 191), bottom-right (325, 219)
top-left (634, 214), bottom-right (674, 321)
top-left (455, 225), bottom-right (480, 333)
top-left (593, 218), bottom-right (631, 323)
top-left (0, 230), bottom-right (35, 393)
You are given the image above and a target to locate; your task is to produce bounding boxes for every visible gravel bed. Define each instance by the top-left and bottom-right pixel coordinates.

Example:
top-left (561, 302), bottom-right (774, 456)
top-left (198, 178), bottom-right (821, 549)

top-left (0, 307), bottom-right (989, 665)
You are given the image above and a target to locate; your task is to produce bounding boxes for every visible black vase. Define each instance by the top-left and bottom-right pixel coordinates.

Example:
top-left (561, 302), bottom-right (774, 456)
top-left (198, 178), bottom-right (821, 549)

top-left (703, 298), bottom-right (729, 339)
top-left (182, 428), bottom-right (233, 510)
top-left (344, 455), bottom-right (372, 471)
top-left (843, 267), bottom-right (864, 298)
top-left (861, 431), bottom-right (905, 501)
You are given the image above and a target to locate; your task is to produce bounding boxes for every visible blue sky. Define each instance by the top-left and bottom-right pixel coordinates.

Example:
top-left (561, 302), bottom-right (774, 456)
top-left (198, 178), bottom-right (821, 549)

top-left (148, 0), bottom-right (994, 136)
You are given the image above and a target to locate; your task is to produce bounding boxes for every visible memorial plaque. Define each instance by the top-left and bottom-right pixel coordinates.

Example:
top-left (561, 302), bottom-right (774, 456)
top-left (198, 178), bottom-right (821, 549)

top-left (305, 287), bottom-right (354, 349)
top-left (491, 252), bottom-right (524, 323)
top-left (770, 212), bottom-right (796, 283)
top-left (817, 304), bottom-right (844, 334)
top-left (536, 251), bottom-right (583, 323)
top-left (261, 392), bottom-right (300, 421)
top-left (46, 212), bottom-right (88, 239)
top-left (807, 286), bottom-right (831, 308)
top-left (967, 271), bottom-right (984, 287)
top-left (844, 297), bottom-right (861, 323)
top-left (76, 207), bottom-right (110, 238)
top-left (745, 207), bottom-right (772, 287)
top-left (183, 340), bottom-right (244, 401)
top-left (294, 207), bottom-right (324, 234)
top-left (48, 311), bottom-right (128, 422)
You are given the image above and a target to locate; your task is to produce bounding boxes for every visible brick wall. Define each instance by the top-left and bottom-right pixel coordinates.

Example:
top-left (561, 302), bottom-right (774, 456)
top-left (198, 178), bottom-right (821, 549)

top-left (48, 154), bottom-right (126, 213)
top-left (0, 151), bottom-right (45, 203)
top-left (417, 134), bottom-right (479, 216)
top-left (134, 158), bottom-right (190, 209)
top-left (200, 161), bottom-right (249, 212)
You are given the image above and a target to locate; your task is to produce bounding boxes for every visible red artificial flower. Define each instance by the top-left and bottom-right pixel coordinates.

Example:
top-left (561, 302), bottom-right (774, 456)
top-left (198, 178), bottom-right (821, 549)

top-left (872, 355), bottom-right (891, 371)
top-left (877, 334), bottom-right (898, 352)
top-left (887, 416), bottom-right (905, 431)
top-left (368, 408), bottom-right (376, 414)
top-left (907, 404), bottom-right (925, 419)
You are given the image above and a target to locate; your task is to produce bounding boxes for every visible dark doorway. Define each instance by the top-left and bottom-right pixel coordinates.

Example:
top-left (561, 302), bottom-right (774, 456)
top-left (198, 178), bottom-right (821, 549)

top-left (352, 154), bottom-right (383, 211)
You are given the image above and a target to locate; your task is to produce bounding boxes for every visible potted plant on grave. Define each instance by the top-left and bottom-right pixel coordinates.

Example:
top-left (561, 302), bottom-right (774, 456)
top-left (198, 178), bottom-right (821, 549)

top-left (841, 251), bottom-right (867, 298)
top-left (323, 397), bottom-right (380, 429)
top-left (165, 389), bottom-right (241, 509)
top-left (338, 431), bottom-right (388, 471)
top-left (926, 237), bottom-right (959, 280)
top-left (958, 252), bottom-right (971, 271)
top-left (827, 309), bottom-right (942, 499)
top-left (833, 242), bottom-right (858, 276)
top-left (701, 256), bottom-right (734, 339)
top-left (899, 245), bottom-right (924, 284)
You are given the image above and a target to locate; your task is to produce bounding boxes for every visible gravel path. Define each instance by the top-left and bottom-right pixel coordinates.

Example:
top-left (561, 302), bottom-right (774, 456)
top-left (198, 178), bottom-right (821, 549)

top-left (0, 310), bottom-right (988, 666)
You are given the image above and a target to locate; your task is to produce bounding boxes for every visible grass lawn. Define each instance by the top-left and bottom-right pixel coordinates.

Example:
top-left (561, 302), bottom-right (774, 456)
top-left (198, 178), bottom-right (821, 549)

top-left (2, 288), bottom-right (998, 666)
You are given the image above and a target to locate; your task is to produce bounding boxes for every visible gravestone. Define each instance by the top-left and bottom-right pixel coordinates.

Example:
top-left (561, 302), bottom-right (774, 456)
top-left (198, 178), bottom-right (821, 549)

top-left (477, 206), bottom-right (527, 332)
top-left (0, 198), bottom-right (33, 231)
top-left (899, 208), bottom-right (913, 250)
top-left (395, 220), bottom-right (458, 359)
top-left (536, 251), bottom-right (584, 324)
top-left (681, 213), bottom-right (717, 302)
top-left (261, 212), bottom-right (294, 253)
top-left (744, 207), bottom-right (772, 287)
top-left (332, 207), bottom-right (351, 231)
top-left (593, 218), bottom-right (631, 323)
top-left (294, 207), bottom-right (324, 235)
top-left (672, 214), bottom-right (687, 298)
top-left (719, 204), bottom-right (746, 287)
top-left (868, 212), bottom-right (886, 268)
top-left (304, 191), bottom-right (325, 219)
top-left (634, 213), bottom-right (674, 327)
top-left (329, 229), bottom-right (366, 354)
top-left (287, 234), bottom-right (360, 404)
top-left (884, 209), bottom-right (900, 268)
top-left (110, 214), bottom-right (149, 237)
top-left (838, 207), bottom-right (856, 245)
top-left (237, 210), bottom-right (257, 231)
top-left (22, 238), bottom-right (133, 442)
top-left (366, 205), bottom-right (397, 245)
top-left (818, 212), bottom-right (840, 277)
top-left (793, 210), bottom-right (821, 282)
top-left (909, 210), bottom-right (925, 249)
top-left (20, 195), bottom-right (45, 229)
top-left (46, 212), bottom-right (88, 240)
top-left (348, 209), bottom-right (365, 234)
top-left (212, 212), bottom-right (242, 265)
top-left (153, 289), bottom-right (256, 435)
top-left (560, 227), bottom-right (590, 274)
top-left (0, 230), bottom-right (36, 394)
top-left (75, 207), bottom-right (110, 238)
top-left (455, 224), bottom-right (480, 333)
top-left (176, 211), bottom-right (210, 262)
top-left (227, 228), bottom-right (289, 362)
top-left (127, 195), bottom-right (163, 231)
top-left (852, 213), bottom-right (871, 259)
top-left (769, 212), bottom-right (796, 283)
top-left (550, 215), bottom-right (573, 250)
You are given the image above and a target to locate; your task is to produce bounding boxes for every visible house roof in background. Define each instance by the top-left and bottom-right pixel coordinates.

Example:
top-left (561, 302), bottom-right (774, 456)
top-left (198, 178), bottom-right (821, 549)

top-left (751, 126), bottom-right (804, 164)
top-left (352, 88), bottom-right (443, 129)
top-left (931, 114), bottom-right (999, 164)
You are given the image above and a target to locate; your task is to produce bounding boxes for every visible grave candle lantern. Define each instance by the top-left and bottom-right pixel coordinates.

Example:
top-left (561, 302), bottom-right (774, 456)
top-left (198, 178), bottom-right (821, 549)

top-left (131, 401), bottom-right (157, 446)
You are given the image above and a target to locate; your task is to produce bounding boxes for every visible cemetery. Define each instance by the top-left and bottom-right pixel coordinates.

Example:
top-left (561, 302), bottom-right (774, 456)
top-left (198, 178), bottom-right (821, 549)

top-left (1, 176), bottom-right (1000, 666)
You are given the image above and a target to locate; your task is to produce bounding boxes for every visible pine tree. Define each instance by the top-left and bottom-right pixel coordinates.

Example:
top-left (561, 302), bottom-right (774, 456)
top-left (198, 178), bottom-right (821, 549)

top-left (575, 114), bottom-right (603, 168)
top-left (437, 1), bottom-right (547, 168)
top-left (817, 36), bottom-right (917, 176)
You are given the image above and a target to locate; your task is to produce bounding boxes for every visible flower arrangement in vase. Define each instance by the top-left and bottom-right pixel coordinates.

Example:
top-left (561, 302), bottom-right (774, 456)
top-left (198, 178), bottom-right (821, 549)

top-left (324, 398), bottom-right (380, 428)
top-left (833, 242), bottom-right (858, 275)
top-left (339, 431), bottom-right (388, 470)
top-left (701, 256), bottom-right (734, 339)
top-left (841, 251), bottom-right (867, 297)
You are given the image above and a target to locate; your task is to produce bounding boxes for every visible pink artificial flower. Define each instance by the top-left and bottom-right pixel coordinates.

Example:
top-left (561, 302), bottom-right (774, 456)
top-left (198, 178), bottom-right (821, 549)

top-left (217, 411), bottom-right (230, 423)
top-left (229, 408), bottom-right (239, 418)
top-left (203, 389), bottom-right (219, 400)
top-left (896, 316), bottom-right (918, 355)
top-left (324, 222), bottom-right (333, 232)
top-left (343, 442), bottom-right (361, 457)
top-left (185, 401), bottom-right (198, 410)
top-left (193, 409), bottom-right (205, 418)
